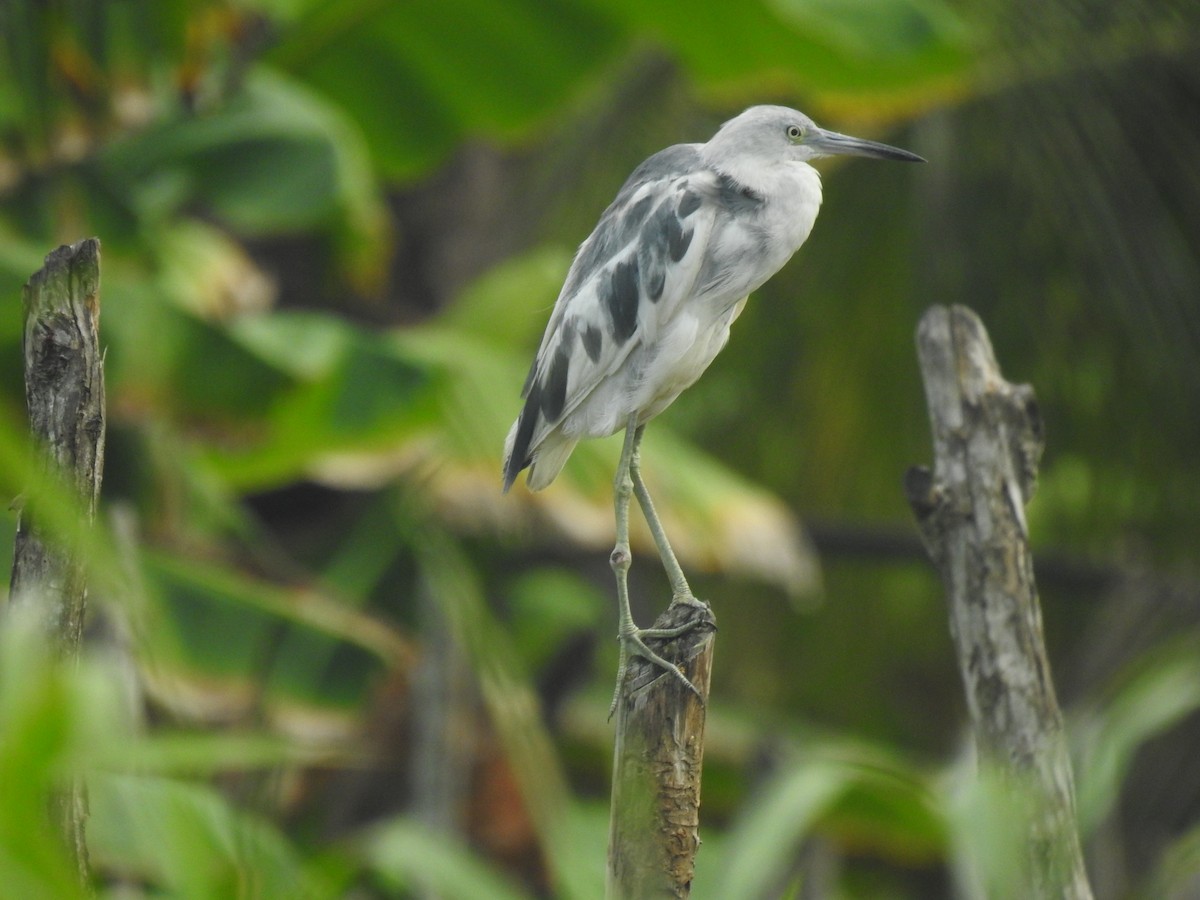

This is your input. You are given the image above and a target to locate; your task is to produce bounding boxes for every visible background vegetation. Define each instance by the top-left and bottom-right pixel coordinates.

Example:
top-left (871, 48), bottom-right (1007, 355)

top-left (1, 0), bottom-right (1199, 896)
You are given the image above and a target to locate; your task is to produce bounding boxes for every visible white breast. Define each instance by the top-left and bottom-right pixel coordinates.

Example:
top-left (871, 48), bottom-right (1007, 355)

top-left (753, 162), bottom-right (824, 279)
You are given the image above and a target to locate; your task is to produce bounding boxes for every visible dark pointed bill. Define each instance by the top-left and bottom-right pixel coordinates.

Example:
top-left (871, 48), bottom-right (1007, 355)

top-left (809, 127), bottom-right (925, 163)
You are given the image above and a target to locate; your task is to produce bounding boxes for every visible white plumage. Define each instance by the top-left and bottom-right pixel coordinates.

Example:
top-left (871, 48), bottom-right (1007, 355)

top-left (500, 105), bottom-right (923, 712)
top-left (503, 105), bottom-right (920, 493)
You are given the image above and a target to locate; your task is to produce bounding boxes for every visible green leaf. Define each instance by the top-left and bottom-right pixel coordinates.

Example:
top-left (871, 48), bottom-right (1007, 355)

top-left (100, 69), bottom-right (388, 275)
top-left (943, 762), bottom-right (1036, 899)
top-left (99, 275), bottom-right (300, 425)
top-left (707, 743), bottom-right (942, 898)
top-left (583, 0), bottom-right (968, 94)
top-left (769, 0), bottom-right (970, 63)
top-left (97, 732), bottom-right (349, 776)
top-left (439, 247), bottom-right (571, 347)
top-left (1073, 637), bottom-right (1200, 834)
top-left (407, 522), bottom-right (598, 900)
top-left (506, 568), bottom-right (606, 672)
top-left (89, 773), bottom-right (322, 899)
top-left (714, 759), bottom-right (850, 898)
top-left (361, 819), bottom-right (533, 900)
top-left (274, 0), bottom-right (623, 179)
top-left (140, 549), bottom-right (406, 687)
top-left (209, 311), bottom-right (436, 489)
top-left (0, 615), bottom-right (90, 900)
top-left (173, 315), bottom-right (301, 420)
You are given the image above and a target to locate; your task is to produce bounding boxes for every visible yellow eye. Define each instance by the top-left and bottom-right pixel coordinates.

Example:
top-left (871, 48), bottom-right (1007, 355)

top-left (786, 124), bottom-right (804, 142)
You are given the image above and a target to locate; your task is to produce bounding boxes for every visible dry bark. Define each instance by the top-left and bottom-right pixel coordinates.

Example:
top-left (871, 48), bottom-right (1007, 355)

top-left (905, 304), bottom-right (1091, 899)
top-left (8, 238), bottom-right (105, 887)
top-left (607, 600), bottom-right (715, 899)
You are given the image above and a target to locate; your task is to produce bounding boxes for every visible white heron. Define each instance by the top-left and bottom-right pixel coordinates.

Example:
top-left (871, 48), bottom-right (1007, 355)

top-left (503, 105), bottom-right (924, 714)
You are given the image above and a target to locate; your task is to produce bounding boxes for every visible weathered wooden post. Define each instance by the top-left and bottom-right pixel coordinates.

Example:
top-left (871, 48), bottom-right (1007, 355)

top-left (904, 304), bottom-right (1092, 898)
top-left (607, 599), bottom-right (715, 899)
top-left (8, 238), bottom-right (106, 886)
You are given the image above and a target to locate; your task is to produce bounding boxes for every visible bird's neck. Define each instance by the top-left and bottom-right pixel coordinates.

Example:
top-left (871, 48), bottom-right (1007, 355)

top-left (714, 158), bottom-right (822, 211)
top-left (715, 159), bottom-right (824, 260)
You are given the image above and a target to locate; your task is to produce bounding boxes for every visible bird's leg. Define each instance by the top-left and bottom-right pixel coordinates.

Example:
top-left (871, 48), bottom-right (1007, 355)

top-left (628, 425), bottom-right (709, 614)
top-left (609, 416), bottom-right (703, 720)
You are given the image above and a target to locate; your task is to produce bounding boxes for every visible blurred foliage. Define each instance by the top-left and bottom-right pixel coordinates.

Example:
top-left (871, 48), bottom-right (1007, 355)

top-left (1, 0), bottom-right (1199, 896)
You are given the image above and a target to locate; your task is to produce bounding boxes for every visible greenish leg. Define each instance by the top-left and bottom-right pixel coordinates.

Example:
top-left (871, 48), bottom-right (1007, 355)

top-left (628, 425), bottom-right (709, 612)
top-left (608, 417), bottom-right (703, 720)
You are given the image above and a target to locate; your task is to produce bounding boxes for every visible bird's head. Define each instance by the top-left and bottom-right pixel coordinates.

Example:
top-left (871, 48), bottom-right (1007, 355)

top-left (705, 105), bottom-right (925, 167)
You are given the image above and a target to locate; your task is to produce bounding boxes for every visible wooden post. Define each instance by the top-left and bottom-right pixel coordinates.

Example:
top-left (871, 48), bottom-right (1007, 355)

top-left (607, 599), bottom-right (715, 899)
top-left (8, 238), bottom-right (105, 886)
top-left (904, 305), bottom-right (1092, 899)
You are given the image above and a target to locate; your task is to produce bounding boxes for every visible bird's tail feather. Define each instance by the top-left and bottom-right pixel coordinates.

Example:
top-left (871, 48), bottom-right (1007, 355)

top-left (502, 387), bottom-right (577, 492)
top-left (501, 418), bottom-right (525, 493)
top-left (502, 395), bottom-right (537, 491)
top-left (503, 420), bottom-right (578, 493)
top-left (524, 434), bottom-right (578, 491)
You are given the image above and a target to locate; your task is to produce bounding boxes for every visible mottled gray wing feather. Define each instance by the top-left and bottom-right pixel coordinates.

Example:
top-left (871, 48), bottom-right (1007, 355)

top-left (504, 144), bottom-right (717, 487)
top-left (520, 143), bottom-right (703, 390)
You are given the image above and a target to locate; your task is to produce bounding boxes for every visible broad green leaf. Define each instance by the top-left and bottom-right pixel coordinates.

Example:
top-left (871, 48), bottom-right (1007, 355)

top-left (439, 247), bottom-right (571, 347)
top-left (100, 69), bottom-right (388, 277)
top-left (0, 614), bottom-right (150, 898)
top-left (274, 0), bottom-right (623, 178)
top-left (581, 0), bottom-right (968, 94)
top-left (89, 773), bottom-right (320, 899)
top-left (170, 314), bottom-right (300, 420)
top-left (210, 311), bottom-right (436, 489)
top-left (1073, 637), bottom-right (1200, 834)
top-left (714, 759), bottom-right (850, 898)
top-left (706, 742), bottom-right (942, 898)
top-left (140, 549), bottom-right (406, 697)
top-left (97, 274), bottom-right (300, 426)
top-left (506, 568), bottom-right (606, 673)
top-left (943, 763), bottom-right (1035, 900)
top-left (362, 819), bottom-right (532, 900)
top-left (227, 309), bottom-right (364, 379)
top-left (101, 71), bottom-right (354, 226)
top-left (770, 0), bottom-right (971, 64)
top-left (97, 732), bottom-right (354, 776)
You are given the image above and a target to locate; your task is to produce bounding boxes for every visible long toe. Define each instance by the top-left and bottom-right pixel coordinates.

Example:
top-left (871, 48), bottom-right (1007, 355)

top-left (640, 618), bottom-right (707, 639)
top-left (623, 631), bottom-right (704, 701)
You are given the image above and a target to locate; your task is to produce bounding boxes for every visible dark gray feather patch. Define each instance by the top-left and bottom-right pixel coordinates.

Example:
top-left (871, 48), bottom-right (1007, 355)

top-left (561, 145), bottom-right (702, 298)
top-left (582, 323), bottom-right (603, 362)
top-left (678, 189), bottom-right (702, 218)
top-left (669, 218), bottom-right (693, 262)
top-left (504, 379), bottom-right (542, 491)
top-left (541, 348), bottom-right (570, 423)
top-left (714, 172), bottom-right (764, 214)
top-left (606, 257), bottom-right (640, 344)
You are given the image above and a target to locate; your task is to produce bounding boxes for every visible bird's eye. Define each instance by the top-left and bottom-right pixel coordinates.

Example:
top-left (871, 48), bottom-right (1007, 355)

top-left (786, 124), bottom-right (804, 142)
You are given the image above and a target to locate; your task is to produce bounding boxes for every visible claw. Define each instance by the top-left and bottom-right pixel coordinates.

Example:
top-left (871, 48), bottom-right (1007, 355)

top-left (606, 617), bottom-right (709, 720)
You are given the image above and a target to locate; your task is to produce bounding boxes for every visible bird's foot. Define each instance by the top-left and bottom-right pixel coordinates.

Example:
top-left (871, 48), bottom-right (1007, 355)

top-left (668, 592), bottom-right (712, 617)
top-left (606, 607), bottom-right (714, 720)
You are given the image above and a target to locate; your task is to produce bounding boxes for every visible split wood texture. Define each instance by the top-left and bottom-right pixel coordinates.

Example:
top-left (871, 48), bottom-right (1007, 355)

top-left (8, 238), bottom-right (105, 887)
top-left (607, 599), bottom-right (715, 899)
top-left (905, 304), bottom-right (1092, 898)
